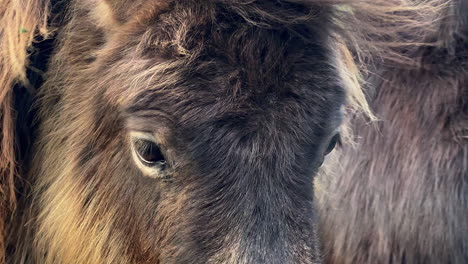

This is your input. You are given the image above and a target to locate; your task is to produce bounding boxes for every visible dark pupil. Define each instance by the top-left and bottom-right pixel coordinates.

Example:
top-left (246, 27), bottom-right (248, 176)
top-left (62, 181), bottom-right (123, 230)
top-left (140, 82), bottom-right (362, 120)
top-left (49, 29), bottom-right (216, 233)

top-left (325, 134), bottom-right (341, 155)
top-left (134, 139), bottom-right (166, 165)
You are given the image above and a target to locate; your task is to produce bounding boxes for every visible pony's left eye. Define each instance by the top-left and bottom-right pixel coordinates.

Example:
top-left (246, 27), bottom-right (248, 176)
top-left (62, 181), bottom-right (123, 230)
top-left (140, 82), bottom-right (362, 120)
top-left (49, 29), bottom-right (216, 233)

top-left (324, 133), bottom-right (341, 156)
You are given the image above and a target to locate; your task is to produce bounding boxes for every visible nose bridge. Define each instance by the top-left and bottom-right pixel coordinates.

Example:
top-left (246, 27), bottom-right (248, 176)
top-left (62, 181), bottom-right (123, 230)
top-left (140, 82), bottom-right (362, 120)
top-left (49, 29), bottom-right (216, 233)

top-left (192, 117), bottom-right (319, 263)
top-left (241, 184), bottom-right (317, 264)
top-left (212, 155), bottom-right (318, 264)
top-left (205, 188), bottom-right (318, 264)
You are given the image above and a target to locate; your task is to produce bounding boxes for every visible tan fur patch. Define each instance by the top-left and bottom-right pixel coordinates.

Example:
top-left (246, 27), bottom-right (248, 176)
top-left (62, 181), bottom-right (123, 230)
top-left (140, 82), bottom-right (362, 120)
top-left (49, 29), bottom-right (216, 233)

top-left (90, 0), bottom-right (119, 30)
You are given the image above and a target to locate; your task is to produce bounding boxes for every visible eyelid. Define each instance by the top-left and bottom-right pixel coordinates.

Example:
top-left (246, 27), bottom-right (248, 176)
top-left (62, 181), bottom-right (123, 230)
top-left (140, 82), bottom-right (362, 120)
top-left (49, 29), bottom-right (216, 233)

top-left (130, 131), bottom-right (157, 142)
top-left (125, 110), bottom-right (177, 133)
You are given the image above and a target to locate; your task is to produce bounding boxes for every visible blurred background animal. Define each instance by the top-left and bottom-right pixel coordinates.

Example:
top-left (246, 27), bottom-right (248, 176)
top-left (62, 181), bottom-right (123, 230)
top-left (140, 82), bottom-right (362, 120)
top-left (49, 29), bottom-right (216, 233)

top-left (317, 0), bottom-right (468, 263)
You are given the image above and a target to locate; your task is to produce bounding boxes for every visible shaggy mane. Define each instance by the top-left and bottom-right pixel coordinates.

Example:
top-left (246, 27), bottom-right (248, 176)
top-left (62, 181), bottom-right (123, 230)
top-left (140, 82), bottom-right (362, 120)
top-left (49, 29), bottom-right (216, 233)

top-left (0, 0), bottom-right (50, 262)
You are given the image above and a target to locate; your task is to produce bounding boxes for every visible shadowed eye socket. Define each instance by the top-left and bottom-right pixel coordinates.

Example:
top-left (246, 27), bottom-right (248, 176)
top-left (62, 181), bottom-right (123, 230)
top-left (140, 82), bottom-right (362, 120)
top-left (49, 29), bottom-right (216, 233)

top-left (324, 133), bottom-right (341, 156)
top-left (133, 139), bottom-right (167, 167)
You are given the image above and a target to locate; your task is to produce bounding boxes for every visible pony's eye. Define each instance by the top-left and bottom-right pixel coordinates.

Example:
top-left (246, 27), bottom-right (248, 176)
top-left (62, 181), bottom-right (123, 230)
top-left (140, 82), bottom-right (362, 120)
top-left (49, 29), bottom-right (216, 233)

top-left (133, 139), bottom-right (166, 167)
top-left (324, 133), bottom-right (341, 156)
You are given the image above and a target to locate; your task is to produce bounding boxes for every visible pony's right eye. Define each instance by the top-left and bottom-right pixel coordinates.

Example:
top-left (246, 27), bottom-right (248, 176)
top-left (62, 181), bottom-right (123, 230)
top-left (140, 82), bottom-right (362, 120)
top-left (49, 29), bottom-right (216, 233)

top-left (133, 139), bottom-right (166, 167)
top-left (130, 132), bottom-right (171, 178)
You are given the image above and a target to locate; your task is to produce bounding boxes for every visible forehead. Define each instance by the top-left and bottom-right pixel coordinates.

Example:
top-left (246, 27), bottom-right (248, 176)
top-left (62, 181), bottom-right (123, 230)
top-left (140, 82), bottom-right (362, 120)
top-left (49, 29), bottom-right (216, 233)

top-left (106, 1), bottom-right (345, 132)
top-left (124, 50), bottom-right (344, 130)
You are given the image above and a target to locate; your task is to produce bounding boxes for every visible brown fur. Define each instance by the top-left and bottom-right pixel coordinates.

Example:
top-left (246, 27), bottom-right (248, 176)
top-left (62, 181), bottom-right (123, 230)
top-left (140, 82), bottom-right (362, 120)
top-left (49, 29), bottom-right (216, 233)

top-left (317, 0), bottom-right (468, 263)
top-left (1, 0), bottom-right (445, 263)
